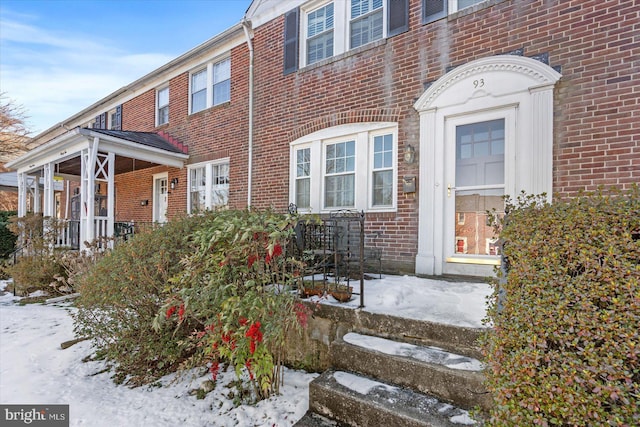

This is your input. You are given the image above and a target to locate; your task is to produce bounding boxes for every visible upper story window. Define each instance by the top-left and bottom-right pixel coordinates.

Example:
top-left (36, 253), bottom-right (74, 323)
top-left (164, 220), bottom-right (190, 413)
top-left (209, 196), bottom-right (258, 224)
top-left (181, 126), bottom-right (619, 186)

top-left (188, 159), bottom-right (229, 213)
top-left (350, 0), bottom-right (383, 49)
top-left (306, 3), bottom-right (334, 65)
top-left (213, 58), bottom-right (231, 106)
top-left (423, 0), bottom-right (487, 24)
top-left (93, 105), bottom-right (121, 130)
top-left (157, 86), bottom-right (169, 126)
top-left (190, 56), bottom-right (231, 114)
top-left (191, 69), bottom-right (208, 114)
top-left (285, 0), bottom-right (408, 73)
top-left (290, 123), bottom-right (397, 212)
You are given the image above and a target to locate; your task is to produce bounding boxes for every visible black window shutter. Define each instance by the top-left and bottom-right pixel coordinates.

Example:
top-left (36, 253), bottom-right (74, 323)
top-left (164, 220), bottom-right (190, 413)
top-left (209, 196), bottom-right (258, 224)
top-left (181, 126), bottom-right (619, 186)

top-left (388, 0), bottom-right (409, 37)
top-left (283, 8), bottom-right (299, 75)
top-left (423, 0), bottom-right (447, 24)
top-left (114, 105), bottom-right (122, 130)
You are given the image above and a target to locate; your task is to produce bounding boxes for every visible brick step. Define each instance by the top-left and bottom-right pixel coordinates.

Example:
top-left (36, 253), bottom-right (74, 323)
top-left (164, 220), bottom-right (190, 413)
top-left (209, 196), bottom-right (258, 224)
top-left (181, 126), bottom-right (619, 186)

top-left (331, 333), bottom-right (491, 411)
top-left (300, 369), bottom-right (477, 427)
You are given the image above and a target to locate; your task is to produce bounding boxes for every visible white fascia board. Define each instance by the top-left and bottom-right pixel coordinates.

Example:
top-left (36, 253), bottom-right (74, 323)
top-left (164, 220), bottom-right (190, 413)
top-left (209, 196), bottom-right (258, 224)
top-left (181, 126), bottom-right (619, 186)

top-left (6, 128), bottom-right (89, 173)
top-left (246, 0), bottom-right (301, 28)
top-left (80, 130), bottom-right (188, 169)
top-left (32, 25), bottom-right (246, 144)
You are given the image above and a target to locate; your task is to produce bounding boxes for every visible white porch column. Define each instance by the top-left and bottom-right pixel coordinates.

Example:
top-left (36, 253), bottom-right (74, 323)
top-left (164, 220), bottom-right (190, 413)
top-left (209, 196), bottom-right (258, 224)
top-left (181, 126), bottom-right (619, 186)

top-left (17, 172), bottom-right (27, 217)
top-left (32, 173), bottom-right (41, 213)
top-left (106, 152), bottom-right (115, 247)
top-left (42, 163), bottom-right (55, 218)
top-left (80, 139), bottom-right (99, 248)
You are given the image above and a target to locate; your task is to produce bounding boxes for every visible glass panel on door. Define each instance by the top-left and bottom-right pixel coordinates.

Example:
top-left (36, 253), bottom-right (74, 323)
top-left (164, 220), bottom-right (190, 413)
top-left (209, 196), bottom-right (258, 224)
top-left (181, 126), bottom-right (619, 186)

top-left (454, 119), bottom-right (505, 256)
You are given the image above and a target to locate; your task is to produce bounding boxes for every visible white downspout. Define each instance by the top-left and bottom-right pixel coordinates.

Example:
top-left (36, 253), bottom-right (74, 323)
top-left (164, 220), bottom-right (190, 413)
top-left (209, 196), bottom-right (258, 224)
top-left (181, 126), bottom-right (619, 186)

top-left (242, 19), bottom-right (254, 208)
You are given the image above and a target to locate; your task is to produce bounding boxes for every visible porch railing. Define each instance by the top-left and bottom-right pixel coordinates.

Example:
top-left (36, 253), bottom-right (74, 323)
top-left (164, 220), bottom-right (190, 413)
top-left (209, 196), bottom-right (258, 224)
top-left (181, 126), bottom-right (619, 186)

top-left (55, 219), bottom-right (158, 250)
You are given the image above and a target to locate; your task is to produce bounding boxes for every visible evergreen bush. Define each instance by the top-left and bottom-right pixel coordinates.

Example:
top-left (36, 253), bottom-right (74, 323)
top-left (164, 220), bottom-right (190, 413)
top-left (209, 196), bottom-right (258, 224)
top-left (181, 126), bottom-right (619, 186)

top-left (153, 208), bottom-right (308, 402)
top-left (73, 214), bottom-right (208, 385)
top-left (482, 188), bottom-right (640, 426)
top-left (0, 211), bottom-right (17, 259)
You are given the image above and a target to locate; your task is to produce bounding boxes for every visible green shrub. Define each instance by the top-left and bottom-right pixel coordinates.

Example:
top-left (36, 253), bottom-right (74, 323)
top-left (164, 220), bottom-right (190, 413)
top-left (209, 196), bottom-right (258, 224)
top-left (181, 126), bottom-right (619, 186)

top-left (0, 211), bottom-right (17, 259)
top-left (482, 188), bottom-right (640, 426)
top-left (153, 209), bottom-right (307, 402)
top-left (73, 214), bottom-right (208, 386)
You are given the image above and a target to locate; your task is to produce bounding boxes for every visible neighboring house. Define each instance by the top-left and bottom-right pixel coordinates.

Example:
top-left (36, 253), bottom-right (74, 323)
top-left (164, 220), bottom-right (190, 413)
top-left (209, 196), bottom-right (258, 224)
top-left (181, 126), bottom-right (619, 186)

top-left (7, 0), bottom-right (639, 277)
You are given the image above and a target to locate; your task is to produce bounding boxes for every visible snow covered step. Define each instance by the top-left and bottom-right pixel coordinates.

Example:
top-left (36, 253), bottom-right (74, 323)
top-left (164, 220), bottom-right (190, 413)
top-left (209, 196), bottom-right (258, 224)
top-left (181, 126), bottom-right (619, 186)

top-left (330, 333), bottom-right (491, 411)
top-left (305, 369), bottom-right (478, 427)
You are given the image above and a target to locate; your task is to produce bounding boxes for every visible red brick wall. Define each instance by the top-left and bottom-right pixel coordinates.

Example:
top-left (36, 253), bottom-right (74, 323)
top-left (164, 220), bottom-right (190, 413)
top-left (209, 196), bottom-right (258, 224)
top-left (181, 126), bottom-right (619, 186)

top-left (248, 0), bottom-right (639, 270)
top-left (106, 0), bottom-right (638, 271)
top-left (117, 42), bottom-right (251, 222)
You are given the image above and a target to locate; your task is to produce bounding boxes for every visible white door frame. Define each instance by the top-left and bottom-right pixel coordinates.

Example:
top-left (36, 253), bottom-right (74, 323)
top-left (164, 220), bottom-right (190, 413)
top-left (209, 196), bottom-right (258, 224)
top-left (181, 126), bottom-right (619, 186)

top-left (413, 55), bottom-right (561, 276)
top-left (153, 172), bottom-right (168, 223)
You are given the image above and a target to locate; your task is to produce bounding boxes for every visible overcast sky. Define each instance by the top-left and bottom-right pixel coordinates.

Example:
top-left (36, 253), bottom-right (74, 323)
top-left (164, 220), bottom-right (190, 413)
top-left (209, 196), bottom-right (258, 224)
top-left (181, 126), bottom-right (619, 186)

top-left (0, 0), bottom-right (252, 135)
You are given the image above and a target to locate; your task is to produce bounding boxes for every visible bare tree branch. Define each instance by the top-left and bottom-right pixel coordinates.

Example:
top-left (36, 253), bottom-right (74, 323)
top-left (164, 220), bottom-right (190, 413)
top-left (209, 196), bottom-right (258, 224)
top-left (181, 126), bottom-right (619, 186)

top-left (0, 92), bottom-right (33, 163)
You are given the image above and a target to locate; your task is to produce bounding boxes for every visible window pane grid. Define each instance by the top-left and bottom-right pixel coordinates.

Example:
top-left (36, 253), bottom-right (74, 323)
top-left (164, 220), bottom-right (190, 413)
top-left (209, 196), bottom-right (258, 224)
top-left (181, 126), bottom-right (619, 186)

top-left (213, 59), bottom-right (231, 105)
top-left (307, 3), bottom-right (334, 64)
top-left (191, 70), bottom-right (207, 113)
top-left (351, 0), bottom-right (383, 49)
top-left (372, 134), bottom-right (393, 206)
top-left (211, 163), bottom-right (229, 207)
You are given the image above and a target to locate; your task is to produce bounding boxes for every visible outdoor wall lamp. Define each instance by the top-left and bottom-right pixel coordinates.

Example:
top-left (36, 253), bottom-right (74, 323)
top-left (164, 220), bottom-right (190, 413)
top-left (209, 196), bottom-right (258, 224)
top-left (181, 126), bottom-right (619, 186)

top-left (140, 200), bottom-right (149, 206)
top-left (170, 178), bottom-right (179, 190)
top-left (404, 144), bottom-right (416, 164)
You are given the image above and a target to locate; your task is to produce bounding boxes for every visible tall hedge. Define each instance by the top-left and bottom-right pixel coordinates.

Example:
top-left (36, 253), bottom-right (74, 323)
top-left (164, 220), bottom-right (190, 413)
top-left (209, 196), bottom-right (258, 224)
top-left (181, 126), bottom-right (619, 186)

top-left (482, 188), bottom-right (639, 426)
top-left (0, 211), bottom-right (17, 258)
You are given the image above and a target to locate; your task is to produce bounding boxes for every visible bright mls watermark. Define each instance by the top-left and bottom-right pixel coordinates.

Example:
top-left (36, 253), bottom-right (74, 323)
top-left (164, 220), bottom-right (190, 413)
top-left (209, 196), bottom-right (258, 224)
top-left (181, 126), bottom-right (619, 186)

top-left (1, 405), bottom-right (68, 426)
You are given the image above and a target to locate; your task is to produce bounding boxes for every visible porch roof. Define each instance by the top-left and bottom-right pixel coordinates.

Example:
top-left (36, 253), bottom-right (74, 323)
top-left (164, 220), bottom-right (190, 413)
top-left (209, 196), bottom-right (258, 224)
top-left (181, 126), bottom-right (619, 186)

top-left (6, 127), bottom-right (189, 176)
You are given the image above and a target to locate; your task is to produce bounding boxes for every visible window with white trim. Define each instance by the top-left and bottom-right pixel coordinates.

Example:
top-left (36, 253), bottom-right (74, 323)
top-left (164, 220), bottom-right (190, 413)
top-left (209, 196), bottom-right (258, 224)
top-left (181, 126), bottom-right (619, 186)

top-left (371, 133), bottom-right (393, 206)
top-left (213, 58), bottom-right (231, 106)
top-left (325, 140), bottom-right (356, 208)
top-left (191, 69), bottom-right (207, 114)
top-left (295, 148), bottom-right (311, 208)
top-left (189, 56), bottom-right (231, 114)
top-left (188, 160), bottom-right (229, 213)
top-left (307, 3), bottom-right (334, 65)
top-left (423, 0), bottom-right (487, 24)
top-left (290, 124), bottom-right (397, 212)
top-left (157, 86), bottom-right (169, 126)
top-left (350, 0), bottom-right (383, 49)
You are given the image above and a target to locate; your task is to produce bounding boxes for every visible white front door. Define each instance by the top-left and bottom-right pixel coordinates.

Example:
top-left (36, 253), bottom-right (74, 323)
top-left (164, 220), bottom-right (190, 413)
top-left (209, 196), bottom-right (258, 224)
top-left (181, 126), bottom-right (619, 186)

top-left (442, 111), bottom-right (510, 275)
top-left (153, 173), bottom-right (168, 223)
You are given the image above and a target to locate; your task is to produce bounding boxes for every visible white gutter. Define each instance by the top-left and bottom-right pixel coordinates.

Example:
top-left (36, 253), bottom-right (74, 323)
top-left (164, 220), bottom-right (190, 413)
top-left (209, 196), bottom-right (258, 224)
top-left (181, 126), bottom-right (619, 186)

top-left (242, 19), bottom-right (254, 208)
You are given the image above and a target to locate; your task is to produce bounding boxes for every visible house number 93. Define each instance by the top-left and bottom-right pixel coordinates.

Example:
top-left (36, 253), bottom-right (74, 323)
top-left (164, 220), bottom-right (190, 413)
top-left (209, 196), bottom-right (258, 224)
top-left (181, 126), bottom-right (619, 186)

top-left (473, 78), bottom-right (485, 88)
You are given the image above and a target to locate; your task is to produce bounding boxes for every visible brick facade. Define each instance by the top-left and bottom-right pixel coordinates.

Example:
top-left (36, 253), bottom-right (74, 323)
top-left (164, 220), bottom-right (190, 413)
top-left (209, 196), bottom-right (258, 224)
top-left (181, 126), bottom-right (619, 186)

top-left (243, 0), bottom-right (639, 272)
top-left (16, 0), bottom-right (638, 275)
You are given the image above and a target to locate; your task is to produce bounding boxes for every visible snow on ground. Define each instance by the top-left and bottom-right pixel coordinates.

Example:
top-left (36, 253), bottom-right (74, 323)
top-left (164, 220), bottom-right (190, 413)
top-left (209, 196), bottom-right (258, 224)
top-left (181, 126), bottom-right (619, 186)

top-left (0, 275), bottom-right (492, 426)
top-left (0, 280), bottom-right (316, 427)
top-left (343, 332), bottom-right (484, 371)
top-left (309, 274), bottom-right (492, 328)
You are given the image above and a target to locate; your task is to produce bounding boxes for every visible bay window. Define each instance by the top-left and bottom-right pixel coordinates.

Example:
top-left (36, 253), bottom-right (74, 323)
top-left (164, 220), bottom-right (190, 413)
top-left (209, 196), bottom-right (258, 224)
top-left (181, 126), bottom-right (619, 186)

top-left (290, 124), bottom-right (397, 212)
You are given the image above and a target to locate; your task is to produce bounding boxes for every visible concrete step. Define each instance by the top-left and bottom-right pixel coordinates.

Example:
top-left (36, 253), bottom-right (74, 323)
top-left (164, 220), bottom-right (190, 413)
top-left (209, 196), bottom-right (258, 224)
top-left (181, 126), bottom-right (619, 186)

top-left (303, 369), bottom-right (478, 427)
top-left (331, 333), bottom-right (491, 411)
top-left (307, 303), bottom-right (484, 360)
